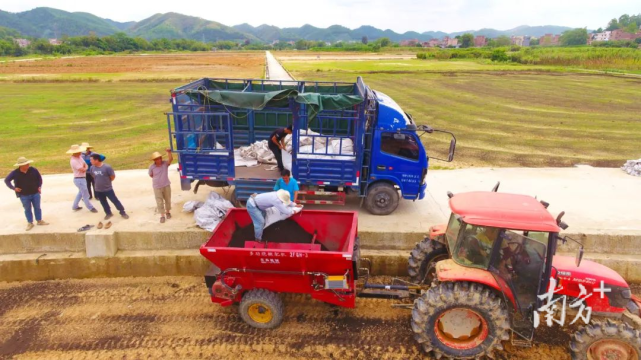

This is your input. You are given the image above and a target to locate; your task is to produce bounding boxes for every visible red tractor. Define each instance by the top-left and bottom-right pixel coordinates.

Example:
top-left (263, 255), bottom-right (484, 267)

top-left (408, 185), bottom-right (641, 359)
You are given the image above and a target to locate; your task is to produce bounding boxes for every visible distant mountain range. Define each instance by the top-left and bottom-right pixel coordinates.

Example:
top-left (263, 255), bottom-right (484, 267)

top-left (0, 7), bottom-right (573, 42)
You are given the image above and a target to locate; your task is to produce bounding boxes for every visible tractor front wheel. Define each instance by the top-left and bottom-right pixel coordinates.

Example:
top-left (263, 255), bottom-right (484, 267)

top-left (408, 237), bottom-right (448, 285)
top-left (239, 289), bottom-right (284, 329)
top-left (570, 319), bottom-right (641, 360)
top-left (411, 281), bottom-right (510, 359)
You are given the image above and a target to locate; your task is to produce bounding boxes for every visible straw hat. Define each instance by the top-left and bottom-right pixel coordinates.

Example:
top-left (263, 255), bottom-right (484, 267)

top-left (14, 157), bottom-right (34, 167)
top-left (66, 144), bottom-right (86, 154)
top-left (80, 142), bottom-right (94, 149)
top-left (276, 189), bottom-right (291, 206)
top-left (150, 151), bottom-right (163, 161)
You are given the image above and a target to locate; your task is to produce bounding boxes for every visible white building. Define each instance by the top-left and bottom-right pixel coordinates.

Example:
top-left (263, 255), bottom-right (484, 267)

top-left (594, 31), bottom-right (611, 42)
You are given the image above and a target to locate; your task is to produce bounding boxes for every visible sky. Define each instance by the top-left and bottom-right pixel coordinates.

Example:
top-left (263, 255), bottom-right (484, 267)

top-left (2, 0), bottom-right (639, 33)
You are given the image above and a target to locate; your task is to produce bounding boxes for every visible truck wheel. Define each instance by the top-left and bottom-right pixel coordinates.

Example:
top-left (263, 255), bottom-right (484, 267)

top-left (239, 289), bottom-right (284, 329)
top-left (408, 237), bottom-right (448, 285)
top-left (365, 182), bottom-right (399, 215)
top-left (570, 319), bottom-right (641, 360)
top-left (411, 281), bottom-right (510, 359)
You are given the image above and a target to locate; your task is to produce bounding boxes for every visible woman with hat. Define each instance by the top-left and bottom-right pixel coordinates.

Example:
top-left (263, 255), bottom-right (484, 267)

top-left (148, 148), bottom-right (173, 223)
top-left (4, 157), bottom-right (49, 231)
top-left (68, 144), bottom-right (98, 213)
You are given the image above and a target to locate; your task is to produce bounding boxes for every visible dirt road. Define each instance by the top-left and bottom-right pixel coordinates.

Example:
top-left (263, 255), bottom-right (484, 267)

top-left (0, 276), bottom-right (576, 359)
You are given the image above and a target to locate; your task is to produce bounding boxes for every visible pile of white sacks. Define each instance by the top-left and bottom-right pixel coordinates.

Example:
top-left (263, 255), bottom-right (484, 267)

top-left (235, 129), bottom-right (355, 168)
top-left (183, 192), bottom-right (300, 232)
top-left (622, 159), bottom-right (641, 177)
top-left (183, 192), bottom-right (234, 231)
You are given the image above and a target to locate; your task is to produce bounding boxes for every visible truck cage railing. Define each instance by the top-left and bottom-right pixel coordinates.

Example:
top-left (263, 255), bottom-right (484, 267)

top-left (166, 112), bottom-right (232, 155)
top-left (172, 78), bottom-right (364, 96)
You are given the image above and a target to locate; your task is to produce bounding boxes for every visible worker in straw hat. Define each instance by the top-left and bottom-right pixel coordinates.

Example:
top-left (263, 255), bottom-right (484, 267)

top-left (4, 156), bottom-right (49, 231)
top-left (68, 144), bottom-right (98, 213)
top-left (246, 189), bottom-right (302, 243)
top-left (148, 148), bottom-right (173, 223)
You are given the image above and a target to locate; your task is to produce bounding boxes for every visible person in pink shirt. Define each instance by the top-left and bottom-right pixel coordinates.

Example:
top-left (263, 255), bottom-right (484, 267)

top-left (67, 144), bottom-right (97, 213)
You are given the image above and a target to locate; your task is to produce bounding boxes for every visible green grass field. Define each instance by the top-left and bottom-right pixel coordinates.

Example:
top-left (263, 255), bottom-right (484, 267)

top-left (284, 60), bottom-right (641, 168)
top-left (285, 58), bottom-right (559, 74)
top-left (0, 82), bottom-right (182, 174)
top-left (2, 53), bottom-right (640, 175)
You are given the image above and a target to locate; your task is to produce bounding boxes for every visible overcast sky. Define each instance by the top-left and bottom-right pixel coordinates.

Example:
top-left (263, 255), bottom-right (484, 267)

top-left (3, 0), bottom-right (639, 33)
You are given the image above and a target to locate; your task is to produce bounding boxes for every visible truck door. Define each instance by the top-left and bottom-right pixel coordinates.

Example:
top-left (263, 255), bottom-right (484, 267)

top-left (168, 112), bottom-right (235, 181)
top-left (371, 131), bottom-right (425, 198)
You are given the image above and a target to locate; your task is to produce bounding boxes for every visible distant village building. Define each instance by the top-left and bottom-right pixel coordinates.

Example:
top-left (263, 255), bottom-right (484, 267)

top-left (400, 39), bottom-right (419, 47)
top-left (610, 29), bottom-right (641, 41)
top-left (539, 34), bottom-right (560, 46)
top-left (442, 36), bottom-right (458, 47)
top-left (593, 31), bottom-right (612, 42)
top-left (48, 39), bottom-right (62, 46)
top-left (510, 36), bottom-right (531, 47)
top-left (15, 39), bottom-right (31, 48)
top-left (474, 36), bottom-right (486, 47)
top-left (421, 39), bottom-right (440, 48)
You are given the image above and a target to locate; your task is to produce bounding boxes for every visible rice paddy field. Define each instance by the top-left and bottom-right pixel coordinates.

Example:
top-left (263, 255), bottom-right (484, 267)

top-left (1, 51), bottom-right (640, 174)
top-left (282, 57), bottom-right (641, 168)
top-left (0, 52), bottom-right (265, 174)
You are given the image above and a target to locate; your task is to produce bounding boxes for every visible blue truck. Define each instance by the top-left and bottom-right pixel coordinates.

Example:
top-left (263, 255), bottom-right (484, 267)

top-left (167, 77), bottom-right (455, 215)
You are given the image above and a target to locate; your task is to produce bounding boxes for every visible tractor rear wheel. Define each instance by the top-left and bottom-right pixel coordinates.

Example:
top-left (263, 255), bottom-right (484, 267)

top-left (411, 281), bottom-right (510, 359)
top-left (570, 319), bottom-right (641, 360)
top-left (364, 182), bottom-right (399, 215)
top-left (239, 289), bottom-right (284, 329)
top-left (408, 237), bottom-right (448, 285)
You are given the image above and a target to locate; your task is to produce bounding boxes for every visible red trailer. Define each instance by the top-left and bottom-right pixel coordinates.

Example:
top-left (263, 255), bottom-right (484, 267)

top-left (200, 208), bottom-right (365, 328)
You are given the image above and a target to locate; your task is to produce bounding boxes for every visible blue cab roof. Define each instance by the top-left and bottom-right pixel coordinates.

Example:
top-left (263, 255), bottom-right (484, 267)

top-left (374, 90), bottom-right (414, 132)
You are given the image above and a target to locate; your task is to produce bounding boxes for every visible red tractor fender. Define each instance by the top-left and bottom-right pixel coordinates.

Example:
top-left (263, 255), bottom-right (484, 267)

top-left (435, 259), bottom-right (517, 309)
top-left (429, 224), bottom-right (447, 241)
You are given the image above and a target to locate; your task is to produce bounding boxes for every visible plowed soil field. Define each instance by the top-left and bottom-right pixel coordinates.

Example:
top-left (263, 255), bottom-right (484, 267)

top-left (0, 52), bottom-right (264, 80)
top-left (0, 276), bottom-right (580, 359)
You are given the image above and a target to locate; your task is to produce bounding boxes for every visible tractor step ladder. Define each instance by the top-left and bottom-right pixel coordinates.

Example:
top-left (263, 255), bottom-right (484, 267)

top-left (297, 189), bottom-right (346, 206)
top-left (510, 331), bottom-right (533, 348)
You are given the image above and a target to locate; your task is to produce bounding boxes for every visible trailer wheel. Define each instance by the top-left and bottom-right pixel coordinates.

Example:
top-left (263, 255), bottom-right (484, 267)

top-left (408, 237), bottom-right (448, 285)
top-left (364, 182), bottom-right (399, 215)
top-left (239, 289), bottom-right (284, 329)
top-left (570, 319), bottom-right (641, 360)
top-left (411, 281), bottom-right (510, 359)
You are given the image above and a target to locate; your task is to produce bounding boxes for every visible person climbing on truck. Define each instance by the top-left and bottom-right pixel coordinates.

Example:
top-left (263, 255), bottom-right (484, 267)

top-left (246, 189), bottom-right (300, 243)
top-left (268, 125), bottom-right (292, 172)
top-left (273, 169), bottom-right (299, 203)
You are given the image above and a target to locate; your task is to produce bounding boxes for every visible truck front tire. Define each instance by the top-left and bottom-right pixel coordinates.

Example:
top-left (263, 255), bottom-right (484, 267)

top-left (365, 182), bottom-right (399, 215)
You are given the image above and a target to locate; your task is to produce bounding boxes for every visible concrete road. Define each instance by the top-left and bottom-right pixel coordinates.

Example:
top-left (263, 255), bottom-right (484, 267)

top-left (266, 51), bottom-right (294, 81)
top-left (0, 276), bottom-right (578, 359)
top-left (1, 165), bottom-right (639, 237)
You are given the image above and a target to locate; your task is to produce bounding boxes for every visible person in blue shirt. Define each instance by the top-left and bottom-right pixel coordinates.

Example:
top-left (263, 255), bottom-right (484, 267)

top-left (273, 169), bottom-right (299, 202)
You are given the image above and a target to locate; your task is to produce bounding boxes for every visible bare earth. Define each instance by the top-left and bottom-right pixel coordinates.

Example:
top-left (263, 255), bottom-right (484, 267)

top-left (0, 276), bottom-right (575, 360)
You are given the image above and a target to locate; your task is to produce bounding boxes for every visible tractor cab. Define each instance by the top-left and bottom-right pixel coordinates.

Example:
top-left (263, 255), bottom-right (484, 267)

top-left (441, 191), bottom-right (561, 318)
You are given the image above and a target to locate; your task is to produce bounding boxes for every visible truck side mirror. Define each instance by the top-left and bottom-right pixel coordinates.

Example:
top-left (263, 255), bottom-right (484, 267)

top-left (576, 246), bottom-right (584, 267)
top-left (447, 138), bottom-right (456, 162)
